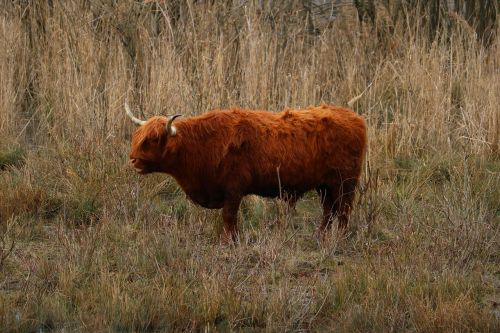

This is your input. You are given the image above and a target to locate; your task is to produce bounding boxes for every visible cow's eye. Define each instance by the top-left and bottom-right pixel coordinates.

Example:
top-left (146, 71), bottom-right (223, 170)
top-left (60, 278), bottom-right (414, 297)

top-left (141, 139), bottom-right (152, 148)
top-left (142, 137), bottom-right (160, 149)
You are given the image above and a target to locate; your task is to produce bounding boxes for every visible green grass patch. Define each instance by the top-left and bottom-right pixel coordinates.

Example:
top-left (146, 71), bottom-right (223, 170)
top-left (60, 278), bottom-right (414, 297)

top-left (65, 196), bottom-right (102, 225)
top-left (0, 147), bottom-right (25, 170)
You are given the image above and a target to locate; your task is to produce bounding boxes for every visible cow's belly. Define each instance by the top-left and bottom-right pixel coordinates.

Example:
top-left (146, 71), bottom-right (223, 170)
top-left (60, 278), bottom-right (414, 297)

top-left (185, 188), bottom-right (225, 209)
top-left (248, 180), bottom-right (314, 199)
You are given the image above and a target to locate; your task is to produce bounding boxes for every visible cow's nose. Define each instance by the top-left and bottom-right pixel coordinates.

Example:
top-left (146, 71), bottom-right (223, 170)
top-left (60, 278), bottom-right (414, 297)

top-left (129, 158), bottom-right (136, 166)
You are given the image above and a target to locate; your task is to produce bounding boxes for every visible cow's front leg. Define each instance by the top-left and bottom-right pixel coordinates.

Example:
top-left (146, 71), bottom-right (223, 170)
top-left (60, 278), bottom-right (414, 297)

top-left (221, 196), bottom-right (242, 244)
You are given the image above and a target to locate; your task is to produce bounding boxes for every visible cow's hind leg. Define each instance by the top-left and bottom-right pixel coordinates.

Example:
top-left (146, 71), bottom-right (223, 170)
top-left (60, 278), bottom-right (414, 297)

top-left (222, 196), bottom-right (242, 244)
top-left (317, 186), bottom-right (337, 233)
top-left (318, 177), bottom-right (358, 233)
top-left (332, 177), bottom-right (358, 229)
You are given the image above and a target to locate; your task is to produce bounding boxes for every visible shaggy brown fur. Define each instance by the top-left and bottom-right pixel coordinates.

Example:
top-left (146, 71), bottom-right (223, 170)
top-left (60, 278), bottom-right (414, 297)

top-left (128, 104), bottom-right (367, 242)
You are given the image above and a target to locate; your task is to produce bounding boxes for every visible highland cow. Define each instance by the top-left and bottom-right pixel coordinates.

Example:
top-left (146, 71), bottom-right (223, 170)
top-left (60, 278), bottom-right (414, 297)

top-left (125, 101), bottom-right (367, 242)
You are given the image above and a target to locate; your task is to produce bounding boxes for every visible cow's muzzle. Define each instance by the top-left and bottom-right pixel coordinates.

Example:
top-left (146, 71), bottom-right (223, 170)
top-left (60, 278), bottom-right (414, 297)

top-left (129, 158), bottom-right (145, 174)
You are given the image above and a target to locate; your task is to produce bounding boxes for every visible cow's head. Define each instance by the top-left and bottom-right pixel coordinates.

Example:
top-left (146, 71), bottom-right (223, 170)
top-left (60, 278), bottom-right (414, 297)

top-left (125, 101), bottom-right (181, 174)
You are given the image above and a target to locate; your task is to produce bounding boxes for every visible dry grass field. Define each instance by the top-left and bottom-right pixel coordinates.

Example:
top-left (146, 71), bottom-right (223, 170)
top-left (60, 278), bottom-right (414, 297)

top-left (0, 1), bottom-right (499, 332)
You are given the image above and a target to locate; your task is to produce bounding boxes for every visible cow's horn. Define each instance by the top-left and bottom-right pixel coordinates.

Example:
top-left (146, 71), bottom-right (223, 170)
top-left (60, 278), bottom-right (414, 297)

top-left (166, 114), bottom-right (182, 136)
top-left (124, 100), bottom-right (146, 126)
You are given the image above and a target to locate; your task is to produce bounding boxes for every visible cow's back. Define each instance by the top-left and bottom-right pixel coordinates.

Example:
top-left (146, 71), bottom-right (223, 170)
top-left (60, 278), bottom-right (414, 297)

top-left (217, 105), bottom-right (366, 196)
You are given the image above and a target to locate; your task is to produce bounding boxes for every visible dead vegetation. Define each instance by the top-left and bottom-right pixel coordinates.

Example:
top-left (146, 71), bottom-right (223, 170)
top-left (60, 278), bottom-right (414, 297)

top-left (0, 1), bottom-right (498, 331)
